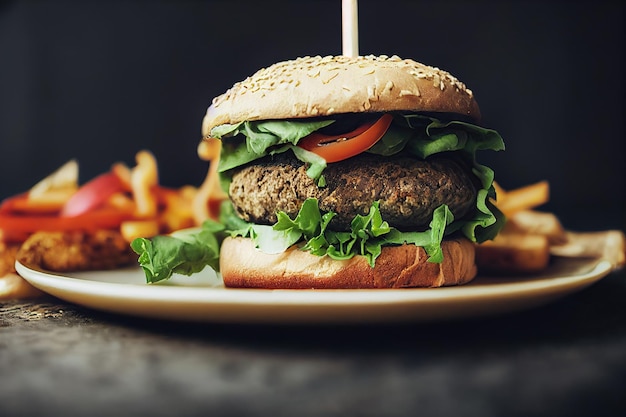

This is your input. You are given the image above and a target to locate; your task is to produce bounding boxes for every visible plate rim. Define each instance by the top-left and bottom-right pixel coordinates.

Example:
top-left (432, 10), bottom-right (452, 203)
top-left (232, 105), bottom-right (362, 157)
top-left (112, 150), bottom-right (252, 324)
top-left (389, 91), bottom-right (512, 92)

top-left (14, 258), bottom-right (614, 323)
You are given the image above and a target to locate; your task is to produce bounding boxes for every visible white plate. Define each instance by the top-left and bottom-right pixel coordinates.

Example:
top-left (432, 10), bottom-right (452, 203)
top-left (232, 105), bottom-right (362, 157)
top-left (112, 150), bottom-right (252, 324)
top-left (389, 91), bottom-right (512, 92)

top-left (15, 258), bottom-right (613, 324)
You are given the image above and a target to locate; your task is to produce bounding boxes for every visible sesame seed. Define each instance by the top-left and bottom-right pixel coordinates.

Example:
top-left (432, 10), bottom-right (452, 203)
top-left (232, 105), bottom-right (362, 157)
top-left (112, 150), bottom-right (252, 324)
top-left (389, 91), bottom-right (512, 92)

top-left (383, 80), bottom-right (394, 94)
top-left (433, 73), bottom-right (440, 88)
top-left (321, 71), bottom-right (339, 84)
top-left (399, 88), bottom-right (420, 97)
top-left (307, 68), bottom-right (320, 78)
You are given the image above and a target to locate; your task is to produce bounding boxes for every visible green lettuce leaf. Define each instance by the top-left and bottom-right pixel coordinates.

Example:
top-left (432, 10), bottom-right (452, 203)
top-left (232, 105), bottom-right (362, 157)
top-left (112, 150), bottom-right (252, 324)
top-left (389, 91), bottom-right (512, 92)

top-left (213, 119), bottom-right (333, 173)
top-left (398, 114), bottom-right (505, 244)
top-left (228, 198), bottom-right (454, 267)
top-left (130, 220), bottom-right (224, 283)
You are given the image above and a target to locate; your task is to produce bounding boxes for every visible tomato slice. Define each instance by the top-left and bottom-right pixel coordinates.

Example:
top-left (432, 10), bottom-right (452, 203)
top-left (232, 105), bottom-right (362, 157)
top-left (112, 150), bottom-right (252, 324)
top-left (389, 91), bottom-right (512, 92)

top-left (60, 172), bottom-right (127, 218)
top-left (298, 114), bottom-right (393, 163)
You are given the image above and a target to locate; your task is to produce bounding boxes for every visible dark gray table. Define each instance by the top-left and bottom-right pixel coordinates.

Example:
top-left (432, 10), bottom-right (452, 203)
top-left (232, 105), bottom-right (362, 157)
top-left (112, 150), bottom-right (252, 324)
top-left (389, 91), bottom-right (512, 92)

top-left (1, 266), bottom-right (625, 417)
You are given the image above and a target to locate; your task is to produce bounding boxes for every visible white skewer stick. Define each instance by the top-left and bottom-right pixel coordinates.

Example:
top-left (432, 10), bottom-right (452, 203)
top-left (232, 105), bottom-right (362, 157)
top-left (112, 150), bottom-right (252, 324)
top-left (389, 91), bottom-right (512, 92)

top-left (342, 0), bottom-right (359, 57)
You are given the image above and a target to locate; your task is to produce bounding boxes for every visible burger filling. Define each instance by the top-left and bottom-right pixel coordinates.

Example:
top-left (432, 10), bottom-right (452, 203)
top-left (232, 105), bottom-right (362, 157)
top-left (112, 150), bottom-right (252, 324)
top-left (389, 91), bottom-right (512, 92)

top-left (212, 112), bottom-right (505, 266)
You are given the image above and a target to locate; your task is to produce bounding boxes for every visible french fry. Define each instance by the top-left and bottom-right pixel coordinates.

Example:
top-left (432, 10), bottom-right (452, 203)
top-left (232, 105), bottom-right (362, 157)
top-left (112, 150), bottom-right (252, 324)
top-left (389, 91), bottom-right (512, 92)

top-left (550, 230), bottom-right (626, 269)
top-left (496, 180), bottom-right (550, 216)
top-left (106, 192), bottom-right (136, 212)
top-left (131, 150), bottom-right (159, 218)
top-left (6, 159), bottom-right (81, 214)
top-left (158, 186), bottom-right (197, 232)
top-left (0, 242), bottom-right (19, 276)
top-left (111, 162), bottom-right (132, 189)
top-left (475, 233), bottom-right (551, 274)
top-left (27, 188), bottom-right (77, 209)
top-left (505, 210), bottom-right (567, 245)
top-left (492, 181), bottom-right (506, 201)
top-left (479, 181), bottom-right (557, 274)
top-left (120, 220), bottom-right (160, 242)
top-left (194, 138), bottom-right (228, 224)
top-left (29, 159), bottom-right (79, 198)
top-left (0, 273), bottom-right (44, 299)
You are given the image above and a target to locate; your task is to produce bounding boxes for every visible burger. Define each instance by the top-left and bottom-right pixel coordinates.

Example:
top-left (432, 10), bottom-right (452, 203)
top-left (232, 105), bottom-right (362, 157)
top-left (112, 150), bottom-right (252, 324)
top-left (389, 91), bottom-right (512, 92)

top-left (198, 55), bottom-right (506, 289)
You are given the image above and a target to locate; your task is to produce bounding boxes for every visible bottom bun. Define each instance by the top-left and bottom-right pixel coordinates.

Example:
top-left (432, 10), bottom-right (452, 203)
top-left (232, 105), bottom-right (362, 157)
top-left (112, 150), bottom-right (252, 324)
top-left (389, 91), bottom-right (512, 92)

top-left (220, 236), bottom-right (477, 289)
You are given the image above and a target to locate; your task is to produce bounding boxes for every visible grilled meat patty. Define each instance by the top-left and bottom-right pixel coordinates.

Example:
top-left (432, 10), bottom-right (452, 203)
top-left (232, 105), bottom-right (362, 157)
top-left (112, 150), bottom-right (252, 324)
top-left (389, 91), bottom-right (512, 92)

top-left (229, 153), bottom-right (477, 231)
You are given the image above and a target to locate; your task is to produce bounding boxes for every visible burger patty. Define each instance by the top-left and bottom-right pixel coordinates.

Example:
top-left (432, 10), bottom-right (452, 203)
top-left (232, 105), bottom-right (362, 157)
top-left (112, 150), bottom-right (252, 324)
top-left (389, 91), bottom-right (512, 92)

top-left (229, 153), bottom-right (477, 231)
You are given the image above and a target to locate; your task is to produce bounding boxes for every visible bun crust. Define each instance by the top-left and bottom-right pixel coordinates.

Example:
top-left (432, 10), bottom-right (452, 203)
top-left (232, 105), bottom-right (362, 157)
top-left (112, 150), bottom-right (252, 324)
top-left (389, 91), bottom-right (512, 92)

top-left (220, 236), bottom-right (477, 289)
top-left (202, 55), bottom-right (481, 136)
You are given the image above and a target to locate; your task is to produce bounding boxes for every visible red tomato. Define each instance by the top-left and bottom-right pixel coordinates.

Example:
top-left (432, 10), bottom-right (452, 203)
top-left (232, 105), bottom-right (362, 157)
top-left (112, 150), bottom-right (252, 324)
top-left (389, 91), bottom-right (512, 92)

top-left (60, 172), bottom-right (126, 217)
top-left (0, 207), bottom-right (135, 243)
top-left (0, 192), bottom-right (71, 215)
top-left (298, 114), bottom-right (393, 163)
top-left (0, 193), bottom-right (30, 214)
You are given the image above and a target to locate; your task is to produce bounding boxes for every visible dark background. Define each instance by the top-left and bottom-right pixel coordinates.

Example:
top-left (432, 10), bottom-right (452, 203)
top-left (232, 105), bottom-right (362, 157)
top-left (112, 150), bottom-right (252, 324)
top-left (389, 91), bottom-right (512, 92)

top-left (1, 0), bottom-right (624, 231)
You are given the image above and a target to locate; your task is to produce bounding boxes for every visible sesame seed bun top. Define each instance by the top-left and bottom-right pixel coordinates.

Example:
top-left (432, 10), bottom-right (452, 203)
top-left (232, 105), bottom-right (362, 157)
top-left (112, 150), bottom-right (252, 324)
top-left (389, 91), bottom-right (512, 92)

top-left (202, 55), bottom-right (481, 137)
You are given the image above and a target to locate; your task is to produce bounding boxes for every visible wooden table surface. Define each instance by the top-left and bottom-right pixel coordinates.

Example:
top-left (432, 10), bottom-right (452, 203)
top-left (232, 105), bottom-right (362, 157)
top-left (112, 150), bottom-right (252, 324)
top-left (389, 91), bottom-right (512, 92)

top-left (2, 266), bottom-right (625, 417)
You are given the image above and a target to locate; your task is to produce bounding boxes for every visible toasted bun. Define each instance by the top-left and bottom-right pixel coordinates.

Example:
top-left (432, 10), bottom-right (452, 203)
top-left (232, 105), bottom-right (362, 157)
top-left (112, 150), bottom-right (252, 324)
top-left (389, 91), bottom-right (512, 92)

top-left (220, 236), bottom-right (477, 289)
top-left (202, 55), bottom-right (481, 136)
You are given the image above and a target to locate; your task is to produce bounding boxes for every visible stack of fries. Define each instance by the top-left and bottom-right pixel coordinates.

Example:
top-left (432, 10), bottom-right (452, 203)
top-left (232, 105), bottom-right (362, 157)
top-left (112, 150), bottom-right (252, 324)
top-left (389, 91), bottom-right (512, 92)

top-left (0, 149), bottom-right (227, 299)
top-left (476, 181), bottom-right (625, 274)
